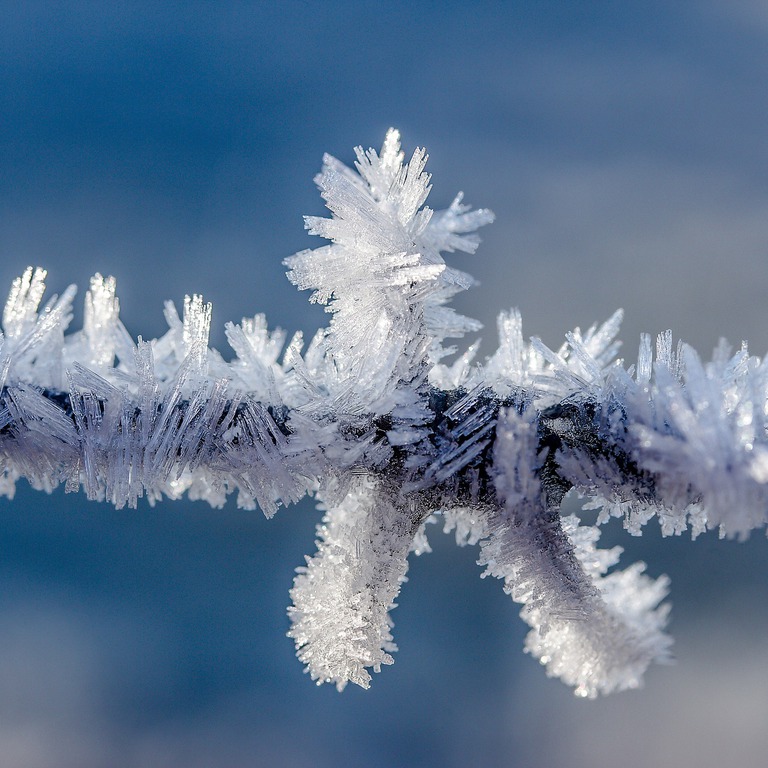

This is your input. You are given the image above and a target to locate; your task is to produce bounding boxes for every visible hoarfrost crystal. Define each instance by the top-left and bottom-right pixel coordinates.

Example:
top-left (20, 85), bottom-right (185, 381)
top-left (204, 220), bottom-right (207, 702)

top-left (0, 129), bottom-right (765, 697)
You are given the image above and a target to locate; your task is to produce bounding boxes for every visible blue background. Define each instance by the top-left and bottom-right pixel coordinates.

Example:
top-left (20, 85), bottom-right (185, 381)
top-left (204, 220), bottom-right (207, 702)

top-left (1, 3), bottom-right (768, 766)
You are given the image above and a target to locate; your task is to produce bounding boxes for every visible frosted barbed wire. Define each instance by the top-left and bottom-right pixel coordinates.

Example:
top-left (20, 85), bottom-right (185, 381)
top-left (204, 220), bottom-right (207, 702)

top-left (0, 130), bottom-right (766, 696)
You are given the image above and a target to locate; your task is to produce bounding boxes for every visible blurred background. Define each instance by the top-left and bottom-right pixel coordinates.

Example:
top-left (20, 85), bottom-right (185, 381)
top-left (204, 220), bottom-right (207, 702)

top-left (2, 2), bottom-right (768, 766)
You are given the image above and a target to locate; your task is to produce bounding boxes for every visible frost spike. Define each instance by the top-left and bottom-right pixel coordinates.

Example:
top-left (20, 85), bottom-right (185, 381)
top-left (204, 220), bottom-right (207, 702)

top-left (287, 477), bottom-right (425, 690)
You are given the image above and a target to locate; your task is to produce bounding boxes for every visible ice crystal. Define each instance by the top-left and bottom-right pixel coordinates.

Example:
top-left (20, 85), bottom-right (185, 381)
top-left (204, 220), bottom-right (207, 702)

top-left (0, 129), bottom-right (765, 697)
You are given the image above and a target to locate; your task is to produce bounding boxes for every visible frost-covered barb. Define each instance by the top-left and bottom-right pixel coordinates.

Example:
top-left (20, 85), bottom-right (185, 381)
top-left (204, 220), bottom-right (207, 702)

top-left (0, 130), bottom-right (765, 697)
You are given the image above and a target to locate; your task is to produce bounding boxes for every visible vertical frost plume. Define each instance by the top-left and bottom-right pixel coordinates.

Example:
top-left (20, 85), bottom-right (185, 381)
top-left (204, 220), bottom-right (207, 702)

top-left (484, 408), bottom-right (671, 697)
top-left (284, 128), bottom-right (494, 417)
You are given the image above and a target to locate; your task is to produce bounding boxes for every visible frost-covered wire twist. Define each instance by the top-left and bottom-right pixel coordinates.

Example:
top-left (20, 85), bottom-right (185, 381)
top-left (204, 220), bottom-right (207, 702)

top-left (1, 130), bottom-right (766, 697)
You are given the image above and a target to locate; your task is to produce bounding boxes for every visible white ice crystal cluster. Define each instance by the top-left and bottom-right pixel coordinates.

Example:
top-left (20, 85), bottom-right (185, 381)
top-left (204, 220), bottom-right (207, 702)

top-left (1, 130), bottom-right (766, 697)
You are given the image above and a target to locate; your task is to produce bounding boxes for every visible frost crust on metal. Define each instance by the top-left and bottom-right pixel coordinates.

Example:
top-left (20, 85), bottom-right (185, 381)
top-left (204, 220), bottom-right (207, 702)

top-left (2, 130), bottom-right (766, 697)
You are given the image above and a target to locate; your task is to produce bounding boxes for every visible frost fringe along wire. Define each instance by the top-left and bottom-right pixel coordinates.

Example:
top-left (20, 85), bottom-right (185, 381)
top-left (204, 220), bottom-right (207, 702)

top-left (1, 130), bottom-right (766, 697)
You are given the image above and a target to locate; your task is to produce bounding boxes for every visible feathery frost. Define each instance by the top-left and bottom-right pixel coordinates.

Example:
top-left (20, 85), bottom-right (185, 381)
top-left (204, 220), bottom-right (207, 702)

top-left (0, 129), bottom-right (765, 696)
